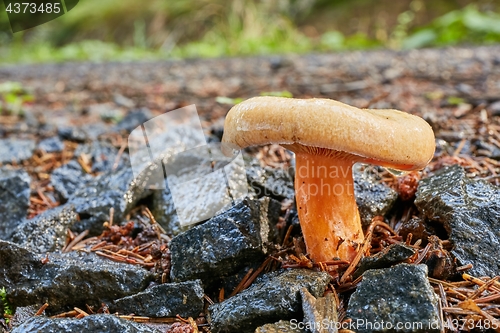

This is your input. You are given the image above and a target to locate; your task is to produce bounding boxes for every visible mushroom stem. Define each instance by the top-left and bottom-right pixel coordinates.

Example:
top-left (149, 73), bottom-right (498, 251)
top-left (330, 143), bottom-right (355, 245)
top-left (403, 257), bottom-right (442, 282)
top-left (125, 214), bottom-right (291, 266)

top-left (294, 151), bottom-right (364, 263)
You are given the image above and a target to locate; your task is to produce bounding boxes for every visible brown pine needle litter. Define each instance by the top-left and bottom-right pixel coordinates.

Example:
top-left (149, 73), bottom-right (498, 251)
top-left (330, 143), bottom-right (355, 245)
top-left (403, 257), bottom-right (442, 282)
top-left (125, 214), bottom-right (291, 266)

top-left (64, 206), bottom-right (170, 271)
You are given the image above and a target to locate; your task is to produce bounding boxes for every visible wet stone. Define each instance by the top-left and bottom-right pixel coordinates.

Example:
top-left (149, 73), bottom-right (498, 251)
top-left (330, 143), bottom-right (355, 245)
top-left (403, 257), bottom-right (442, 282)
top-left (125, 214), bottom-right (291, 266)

top-left (11, 314), bottom-right (160, 333)
top-left (398, 217), bottom-right (441, 245)
top-left (51, 160), bottom-right (92, 200)
top-left (0, 240), bottom-right (154, 314)
top-left (0, 139), bottom-right (36, 164)
top-left (37, 136), bottom-right (64, 153)
top-left (8, 305), bottom-right (37, 328)
top-left (68, 165), bottom-right (151, 235)
top-left (255, 320), bottom-right (306, 333)
top-left (127, 118), bottom-right (209, 185)
top-left (9, 205), bottom-right (79, 254)
top-left (208, 269), bottom-right (331, 333)
top-left (151, 143), bottom-right (250, 234)
top-left (246, 160), bottom-right (295, 201)
top-left (152, 145), bottom-right (244, 235)
top-left (219, 262), bottom-right (264, 298)
top-left (37, 123), bottom-right (58, 138)
top-left (169, 197), bottom-right (279, 284)
top-left (74, 141), bottom-right (127, 173)
top-left (0, 167), bottom-right (30, 239)
top-left (353, 166), bottom-right (398, 226)
top-left (353, 243), bottom-right (416, 279)
top-left (415, 165), bottom-right (500, 277)
top-left (347, 264), bottom-right (440, 333)
top-left (149, 180), bottom-right (183, 235)
top-left (82, 123), bottom-right (109, 141)
top-left (58, 126), bottom-right (88, 142)
top-left (57, 123), bottom-right (108, 142)
top-left (300, 288), bottom-right (338, 333)
top-left (113, 108), bottom-right (152, 133)
top-left (474, 139), bottom-right (500, 160)
top-left (111, 280), bottom-right (204, 318)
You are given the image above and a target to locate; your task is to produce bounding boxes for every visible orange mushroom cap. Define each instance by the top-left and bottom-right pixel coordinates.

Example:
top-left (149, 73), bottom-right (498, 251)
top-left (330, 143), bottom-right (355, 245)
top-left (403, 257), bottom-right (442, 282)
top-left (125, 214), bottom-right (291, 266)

top-left (222, 96), bottom-right (435, 171)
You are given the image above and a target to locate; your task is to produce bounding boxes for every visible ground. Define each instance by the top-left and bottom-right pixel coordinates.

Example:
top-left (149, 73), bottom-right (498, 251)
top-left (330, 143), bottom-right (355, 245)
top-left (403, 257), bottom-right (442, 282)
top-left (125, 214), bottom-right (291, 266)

top-left (1, 45), bottom-right (500, 332)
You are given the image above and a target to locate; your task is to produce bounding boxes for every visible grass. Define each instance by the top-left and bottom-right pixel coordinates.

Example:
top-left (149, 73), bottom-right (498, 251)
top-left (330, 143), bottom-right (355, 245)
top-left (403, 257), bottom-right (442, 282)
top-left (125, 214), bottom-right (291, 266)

top-left (0, 287), bottom-right (12, 324)
top-left (0, 81), bottom-right (34, 115)
top-left (0, 1), bottom-right (499, 65)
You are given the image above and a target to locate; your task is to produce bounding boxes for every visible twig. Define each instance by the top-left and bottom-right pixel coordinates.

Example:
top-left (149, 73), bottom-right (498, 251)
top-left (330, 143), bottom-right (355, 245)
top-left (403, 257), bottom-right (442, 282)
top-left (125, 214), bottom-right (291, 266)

top-left (35, 303), bottom-right (49, 316)
top-left (229, 268), bottom-right (254, 298)
top-left (340, 219), bottom-right (396, 284)
top-left (62, 230), bottom-right (89, 253)
top-left (234, 257), bottom-right (273, 294)
top-left (74, 307), bottom-right (89, 317)
top-left (112, 139), bottom-right (127, 171)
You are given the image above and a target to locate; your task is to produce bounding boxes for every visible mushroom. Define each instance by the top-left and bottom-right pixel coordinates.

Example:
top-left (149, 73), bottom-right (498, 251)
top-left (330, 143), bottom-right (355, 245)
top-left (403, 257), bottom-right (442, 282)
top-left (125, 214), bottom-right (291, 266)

top-left (222, 96), bottom-right (435, 263)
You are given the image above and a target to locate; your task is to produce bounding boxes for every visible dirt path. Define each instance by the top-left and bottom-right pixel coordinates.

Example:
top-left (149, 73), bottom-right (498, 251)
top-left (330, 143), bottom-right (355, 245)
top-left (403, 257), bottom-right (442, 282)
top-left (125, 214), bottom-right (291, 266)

top-left (1, 46), bottom-right (499, 187)
top-left (1, 46), bottom-right (499, 119)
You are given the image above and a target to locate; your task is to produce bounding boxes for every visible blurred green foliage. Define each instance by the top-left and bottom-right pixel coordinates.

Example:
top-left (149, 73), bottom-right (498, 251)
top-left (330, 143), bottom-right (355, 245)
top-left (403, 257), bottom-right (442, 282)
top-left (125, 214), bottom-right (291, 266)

top-left (402, 4), bottom-right (500, 49)
top-left (0, 0), bottom-right (499, 64)
top-left (0, 81), bottom-right (33, 115)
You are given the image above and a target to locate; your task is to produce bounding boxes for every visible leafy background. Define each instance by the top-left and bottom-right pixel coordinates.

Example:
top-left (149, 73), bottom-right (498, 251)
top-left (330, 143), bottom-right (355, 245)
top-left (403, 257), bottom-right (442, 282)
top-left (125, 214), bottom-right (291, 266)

top-left (0, 0), bottom-right (499, 64)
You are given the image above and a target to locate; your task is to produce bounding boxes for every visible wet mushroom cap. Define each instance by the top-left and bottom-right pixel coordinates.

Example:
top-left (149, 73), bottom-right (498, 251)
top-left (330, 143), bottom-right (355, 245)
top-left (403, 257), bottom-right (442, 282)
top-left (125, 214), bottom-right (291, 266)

top-left (222, 96), bottom-right (435, 170)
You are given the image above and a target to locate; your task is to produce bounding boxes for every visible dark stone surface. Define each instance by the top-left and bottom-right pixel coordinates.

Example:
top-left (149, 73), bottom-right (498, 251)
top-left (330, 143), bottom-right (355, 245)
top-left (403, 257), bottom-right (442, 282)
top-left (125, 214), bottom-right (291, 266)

top-left (113, 108), bottom-right (152, 133)
top-left (57, 123), bottom-right (109, 142)
top-left (37, 136), bottom-right (64, 153)
top-left (300, 288), bottom-right (338, 333)
top-left (58, 126), bottom-right (88, 142)
top-left (68, 165), bottom-right (151, 235)
top-left (0, 167), bottom-right (30, 239)
top-left (50, 160), bottom-right (92, 200)
top-left (398, 217), bottom-right (442, 245)
top-left (219, 262), bottom-right (264, 298)
top-left (353, 243), bottom-right (416, 279)
top-left (0, 240), bottom-right (154, 313)
top-left (255, 320), bottom-right (306, 333)
top-left (474, 139), bottom-right (500, 160)
top-left (420, 235), bottom-right (460, 280)
top-left (9, 205), bottom-right (79, 253)
top-left (169, 197), bottom-right (279, 284)
top-left (150, 180), bottom-right (182, 235)
top-left (208, 269), bottom-right (331, 333)
top-left (0, 139), bottom-right (35, 164)
top-left (11, 314), bottom-right (161, 333)
top-left (415, 165), bottom-right (500, 277)
top-left (37, 123), bottom-right (58, 138)
top-left (347, 264), bottom-right (440, 333)
top-left (151, 143), bottom-right (250, 235)
top-left (246, 160), bottom-right (295, 201)
top-left (8, 305), bottom-right (37, 328)
top-left (112, 280), bottom-right (204, 318)
top-left (74, 141), bottom-right (127, 173)
top-left (353, 166), bottom-right (398, 226)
